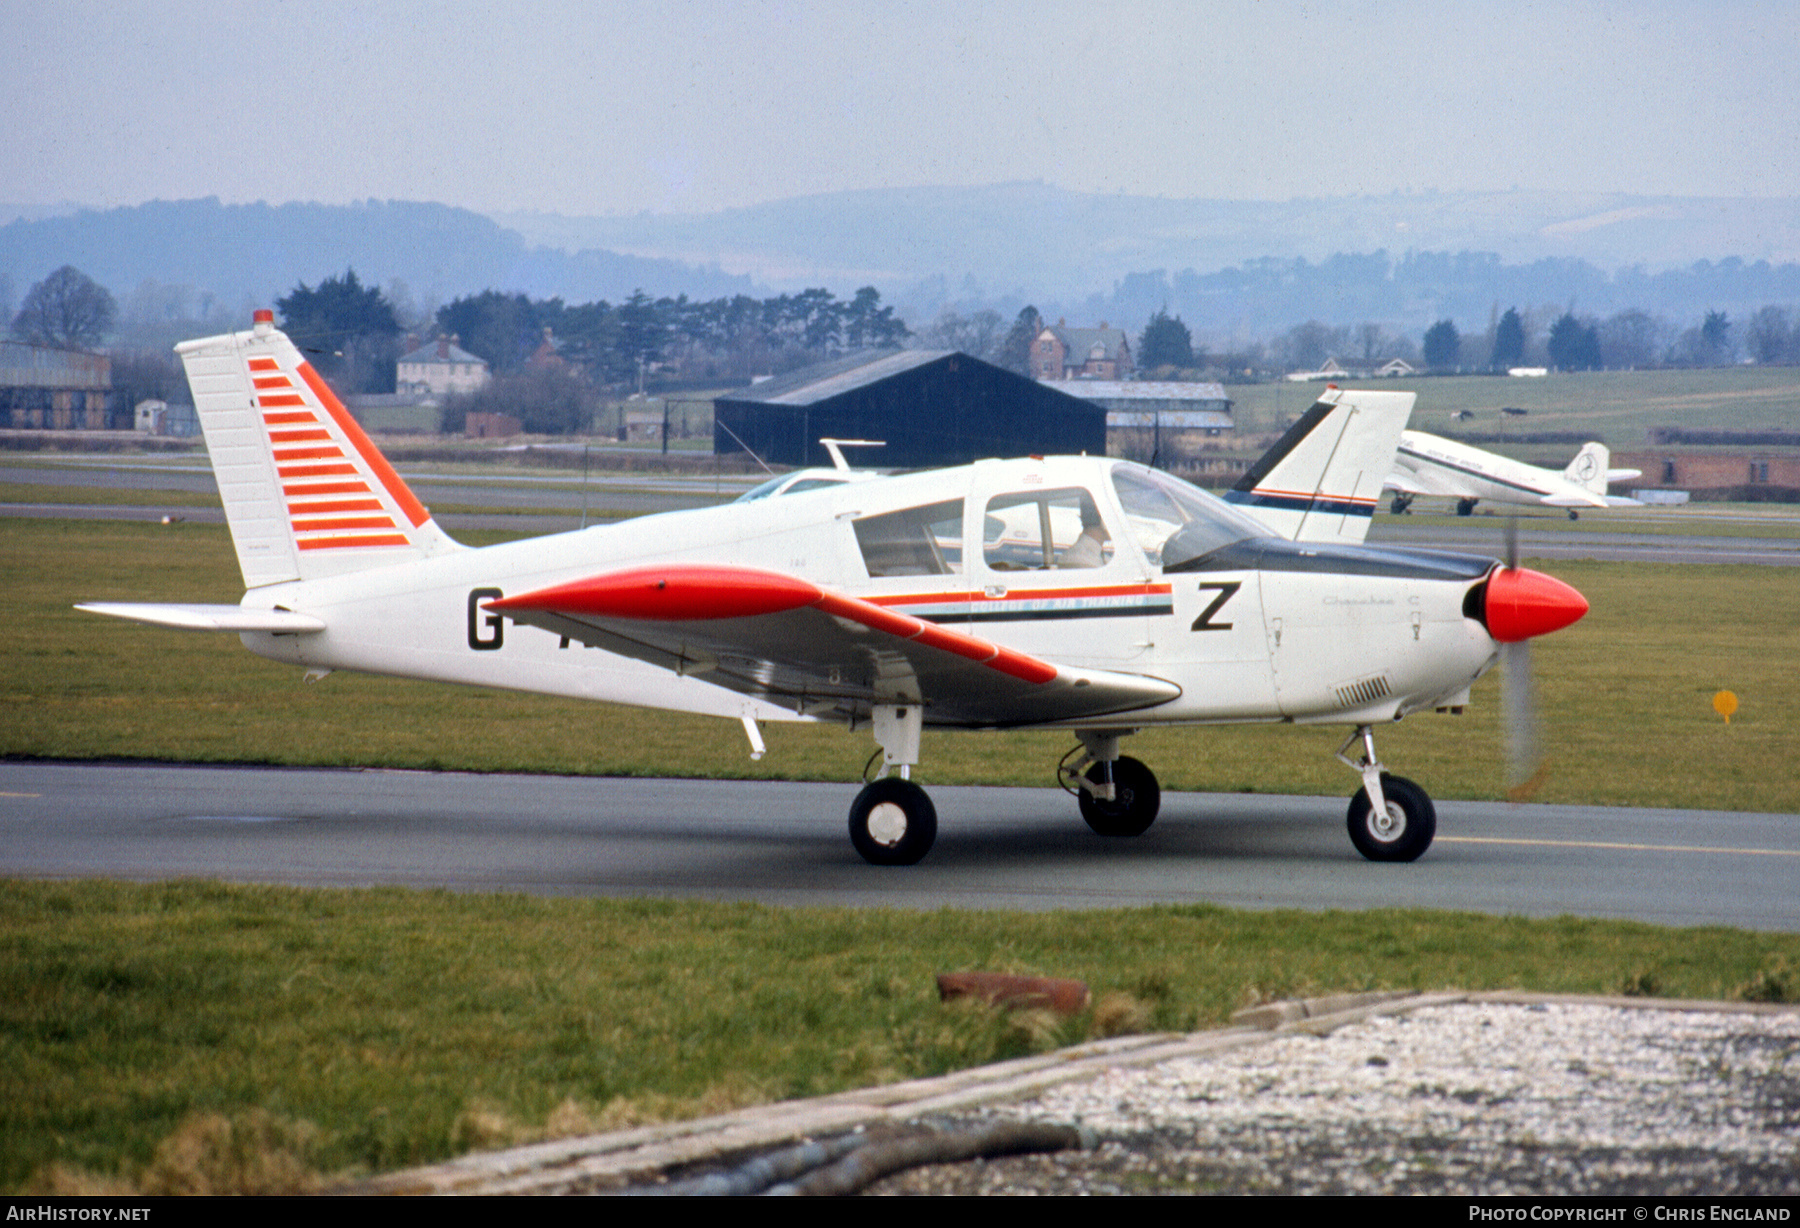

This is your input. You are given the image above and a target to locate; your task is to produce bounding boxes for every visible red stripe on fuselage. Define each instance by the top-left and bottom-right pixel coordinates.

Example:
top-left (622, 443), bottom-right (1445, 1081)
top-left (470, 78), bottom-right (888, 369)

top-left (872, 582), bottom-right (1173, 608)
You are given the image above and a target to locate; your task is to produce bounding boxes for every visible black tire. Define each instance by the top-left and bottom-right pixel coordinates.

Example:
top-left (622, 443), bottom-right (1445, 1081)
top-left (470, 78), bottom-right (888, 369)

top-left (849, 777), bottom-right (937, 865)
top-left (1346, 773), bottom-right (1436, 863)
top-left (1456, 499), bottom-right (1477, 517)
top-left (1077, 756), bottom-right (1161, 837)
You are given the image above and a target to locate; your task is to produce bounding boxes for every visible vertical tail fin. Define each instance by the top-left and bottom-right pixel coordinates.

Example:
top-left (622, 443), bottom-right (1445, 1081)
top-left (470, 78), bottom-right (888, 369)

top-left (177, 310), bottom-right (462, 588)
top-left (1223, 387), bottom-right (1416, 543)
top-left (1563, 442), bottom-right (1610, 495)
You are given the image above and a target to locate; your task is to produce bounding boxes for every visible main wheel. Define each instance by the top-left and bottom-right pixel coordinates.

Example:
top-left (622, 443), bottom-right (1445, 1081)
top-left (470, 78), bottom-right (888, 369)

top-left (1346, 773), bottom-right (1436, 862)
top-left (1455, 499), bottom-right (1477, 517)
top-left (849, 777), bottom-right (938, 865)
top-left (1078, 756), bottom-right (1161, 837)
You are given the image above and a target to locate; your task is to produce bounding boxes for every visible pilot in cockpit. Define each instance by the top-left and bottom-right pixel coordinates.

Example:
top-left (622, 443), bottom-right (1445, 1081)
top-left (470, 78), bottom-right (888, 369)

top-left (1060, 502), bottom-right (1110, 568)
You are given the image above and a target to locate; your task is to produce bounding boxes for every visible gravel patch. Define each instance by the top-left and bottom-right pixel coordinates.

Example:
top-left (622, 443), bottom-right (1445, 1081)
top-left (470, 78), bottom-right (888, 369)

top-left (869, 1002), bottom-right (1800, 1195)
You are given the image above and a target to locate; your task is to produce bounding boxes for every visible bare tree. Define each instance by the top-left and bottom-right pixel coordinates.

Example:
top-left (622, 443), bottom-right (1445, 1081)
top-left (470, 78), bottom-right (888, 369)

top-left (12, 265), bottom-right (117, 350)
top-left (920, 309), bottom-right (1004, 362)
top-left (1598, 310), bottom-right (1666, 369)
top-left (1746, 306), bottom-right (1793, 365)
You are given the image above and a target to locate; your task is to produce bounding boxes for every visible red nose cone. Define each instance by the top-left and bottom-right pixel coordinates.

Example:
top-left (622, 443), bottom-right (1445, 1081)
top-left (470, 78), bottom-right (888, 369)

top-left (1483, 567), bottom-right (1588, 643)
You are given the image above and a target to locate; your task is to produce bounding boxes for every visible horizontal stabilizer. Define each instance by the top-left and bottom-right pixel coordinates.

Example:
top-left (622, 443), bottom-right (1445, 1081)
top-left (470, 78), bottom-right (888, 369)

top-left (75, 602), bottom-right (325, 633)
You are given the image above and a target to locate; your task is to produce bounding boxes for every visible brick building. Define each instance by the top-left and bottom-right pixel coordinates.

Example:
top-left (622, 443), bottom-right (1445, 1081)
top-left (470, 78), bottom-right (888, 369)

top-left (1615, 450), bottom-right (1800, 498)
top-left (1030, 321), bottom-right (1133, 381)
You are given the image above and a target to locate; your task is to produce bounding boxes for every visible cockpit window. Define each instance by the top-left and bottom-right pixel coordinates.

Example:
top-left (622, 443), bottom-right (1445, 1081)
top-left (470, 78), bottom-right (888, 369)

top-left (1111, 465), bottom-right (1266, 567)
top-left (853, 499), bottom-right (964, 576)
top-left (982, 487), bottom-right (1110, 571)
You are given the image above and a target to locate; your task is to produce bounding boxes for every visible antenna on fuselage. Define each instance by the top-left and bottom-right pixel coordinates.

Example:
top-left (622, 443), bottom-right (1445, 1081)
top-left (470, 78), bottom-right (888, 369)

top-left (714, 417), bottom-right (777, 475)
top-left (818, 438), bottom-right (885, 471)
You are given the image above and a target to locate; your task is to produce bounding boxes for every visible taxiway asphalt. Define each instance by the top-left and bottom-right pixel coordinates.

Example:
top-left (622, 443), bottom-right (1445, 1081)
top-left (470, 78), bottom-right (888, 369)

top-left (5, 762), bottom-right (1797, 930)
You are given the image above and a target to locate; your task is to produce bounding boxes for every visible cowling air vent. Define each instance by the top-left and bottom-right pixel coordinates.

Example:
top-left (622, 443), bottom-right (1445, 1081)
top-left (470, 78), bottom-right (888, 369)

top-left (1335, 675), bottom-right (1392, 709)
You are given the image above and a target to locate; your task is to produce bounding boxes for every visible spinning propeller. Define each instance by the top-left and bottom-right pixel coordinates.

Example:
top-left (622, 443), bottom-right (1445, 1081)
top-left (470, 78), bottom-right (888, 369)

top-left (1482, 517), bottom-right (1587, 800)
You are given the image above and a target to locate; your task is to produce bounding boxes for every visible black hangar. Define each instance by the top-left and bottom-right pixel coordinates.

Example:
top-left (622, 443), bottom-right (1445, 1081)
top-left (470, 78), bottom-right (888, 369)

top-left (712, 350), bottom-right (1106, 469)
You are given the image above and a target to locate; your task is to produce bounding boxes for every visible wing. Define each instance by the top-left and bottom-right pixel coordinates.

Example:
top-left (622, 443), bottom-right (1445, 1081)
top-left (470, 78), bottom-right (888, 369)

top-left (487, 565), bottom-right (1181, 729)
top-left (75, 602), bottom-right (326, 632)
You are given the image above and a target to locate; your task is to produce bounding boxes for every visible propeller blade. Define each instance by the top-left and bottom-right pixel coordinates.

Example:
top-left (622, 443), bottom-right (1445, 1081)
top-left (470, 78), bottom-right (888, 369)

top-left (1502, 639), bottom-right (1544, 801)
top-left (1500, 516), bottom-right (1543, 799)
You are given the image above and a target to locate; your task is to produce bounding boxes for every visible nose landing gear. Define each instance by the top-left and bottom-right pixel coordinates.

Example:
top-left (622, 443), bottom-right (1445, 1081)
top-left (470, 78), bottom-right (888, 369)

top-left (1337, 726), bottom-right (1436, 862)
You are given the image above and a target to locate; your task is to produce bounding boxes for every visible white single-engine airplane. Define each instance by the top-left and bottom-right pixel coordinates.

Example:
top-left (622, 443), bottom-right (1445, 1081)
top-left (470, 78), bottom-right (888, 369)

top-left (79, 313), bottom-right (1589, 865)
top-left (1386, 430), bottom-right (1643, 519)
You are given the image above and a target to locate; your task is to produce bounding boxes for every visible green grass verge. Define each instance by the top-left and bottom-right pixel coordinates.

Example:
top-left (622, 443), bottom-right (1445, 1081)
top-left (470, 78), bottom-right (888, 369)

top-left (1371, 505), bottom-right (1800, 540)
top-left (7, 517), bottom-right (1796, 812)
top-left (4, 879), bottom-right (1796, 1193)
top-left (0, 482), bottom-right (223, 510)
top-left (1227, 367), bottom-right (1800, 446)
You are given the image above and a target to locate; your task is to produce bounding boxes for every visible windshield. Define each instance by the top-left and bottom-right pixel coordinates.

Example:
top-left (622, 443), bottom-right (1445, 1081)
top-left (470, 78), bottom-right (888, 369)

top-left (734, 473), bottom-right (848, 503)
top-left (1110, 464), bottom-right (1267, 568)
top-left (735, 474), bottom-right (790, 502)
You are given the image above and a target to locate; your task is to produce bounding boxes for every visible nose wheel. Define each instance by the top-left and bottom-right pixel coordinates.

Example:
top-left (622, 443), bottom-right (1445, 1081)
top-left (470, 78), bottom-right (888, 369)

top-left (1337, 726), bottom-right (1436, 862)
top-left (849, 776), bottom-right (937, 865)
top-left (1346, 773), bottom-right (1436, 862)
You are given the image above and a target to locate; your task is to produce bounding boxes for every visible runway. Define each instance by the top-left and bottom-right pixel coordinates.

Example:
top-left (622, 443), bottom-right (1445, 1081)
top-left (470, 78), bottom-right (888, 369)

top-left (6, 762), bottom-right (1796, 931)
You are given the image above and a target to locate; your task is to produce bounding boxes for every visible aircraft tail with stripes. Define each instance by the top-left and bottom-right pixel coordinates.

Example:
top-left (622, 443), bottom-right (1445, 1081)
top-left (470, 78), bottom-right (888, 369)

top-left (1222, 386), bottom-right (1416, 544)
top-left (175, 309), bottom-right (462, 588)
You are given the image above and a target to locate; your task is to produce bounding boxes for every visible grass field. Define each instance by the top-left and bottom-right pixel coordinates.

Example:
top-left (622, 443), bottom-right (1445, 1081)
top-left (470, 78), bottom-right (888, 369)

top-left (1226, 366), bottom-right (1800, 454)
top-left (5, 879), bottom-right (1797, 1194)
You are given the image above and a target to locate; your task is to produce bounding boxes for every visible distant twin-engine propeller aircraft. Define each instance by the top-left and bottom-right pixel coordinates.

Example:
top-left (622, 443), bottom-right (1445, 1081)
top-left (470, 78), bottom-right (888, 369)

top-left (79, 313), bottom-right (1588, 865)
top-left (1386, 430), bottom-right (1643, 519)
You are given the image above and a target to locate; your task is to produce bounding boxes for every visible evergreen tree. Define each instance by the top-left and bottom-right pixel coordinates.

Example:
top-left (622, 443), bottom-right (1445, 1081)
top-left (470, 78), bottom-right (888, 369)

top-left (1422, 320), bottom-right (1462, 370)
top-left (277, 269), bottom-right (400, 392)
top-left (1490, 307), bottom-right (1525, 370)
top-left (1138, 308), bottom-right (1195, 369)
top-left (997, 306), bottom-right (1043, 376)
top-left (1546, 312), bottom-right (1602, 370)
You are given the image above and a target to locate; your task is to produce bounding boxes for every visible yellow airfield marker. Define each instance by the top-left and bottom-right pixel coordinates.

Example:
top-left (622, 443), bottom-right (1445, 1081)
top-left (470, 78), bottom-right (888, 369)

top-left (1713, 690), bottom-right (1739, 724)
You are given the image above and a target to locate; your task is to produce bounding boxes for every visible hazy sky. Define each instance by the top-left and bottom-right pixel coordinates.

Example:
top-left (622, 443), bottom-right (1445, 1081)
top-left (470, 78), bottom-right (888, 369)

top-left (6, 0), bottom-right (1796, 217)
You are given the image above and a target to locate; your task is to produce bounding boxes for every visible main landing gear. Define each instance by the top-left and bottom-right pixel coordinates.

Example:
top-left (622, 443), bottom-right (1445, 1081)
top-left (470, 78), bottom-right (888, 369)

top-left (848, 776), bottom-right (937, 866)
top-left (1455, 498), bottom-right (1479, 517)
top-left (1337, 726), bottom-right (1437, 862)
top-left (1059, 731), bottom-right (1160, 837)
top-left (846, 710), bottom-right (1169, 866)
top-left (1388, 493), bottom-right (1414, 515)
top-left (848, 702), bottom-right (937, 865)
